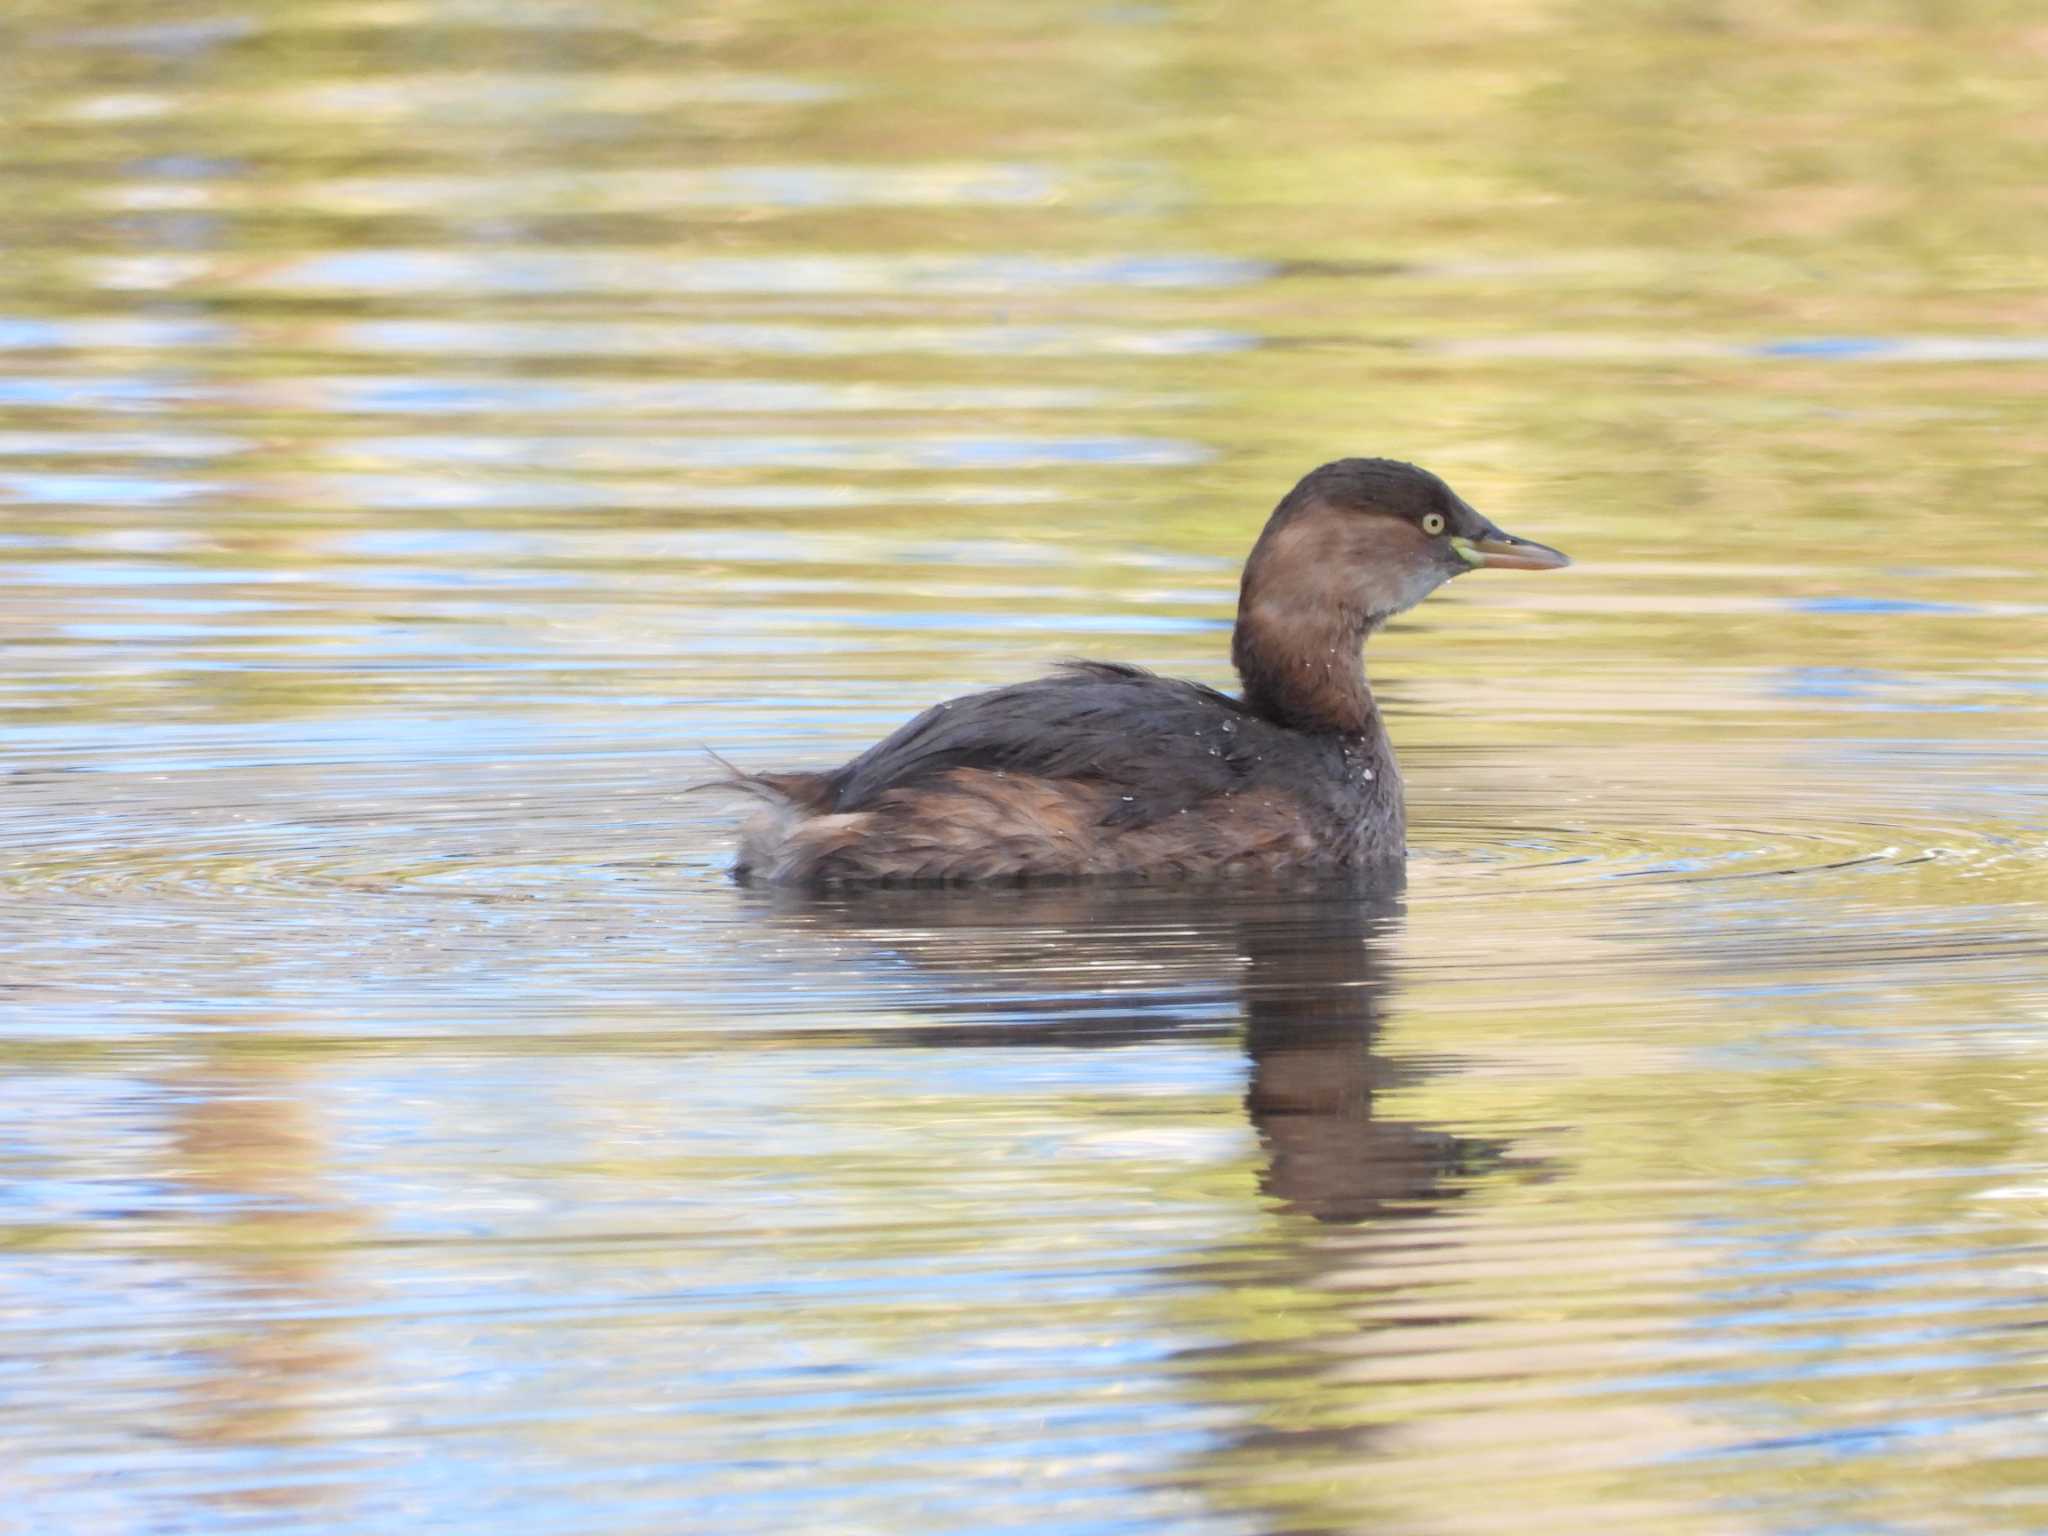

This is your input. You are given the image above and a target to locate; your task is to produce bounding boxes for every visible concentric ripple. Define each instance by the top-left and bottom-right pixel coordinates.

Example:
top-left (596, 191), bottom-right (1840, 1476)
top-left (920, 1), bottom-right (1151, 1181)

top-left (1415, 741), bottom-right (2044, 894)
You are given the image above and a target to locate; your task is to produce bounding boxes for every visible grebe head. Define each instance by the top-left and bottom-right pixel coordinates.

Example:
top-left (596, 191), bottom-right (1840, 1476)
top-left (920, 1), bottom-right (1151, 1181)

top-left (1230, 458), bottom-right (1570, 734)
top-left (1238, 457), bottom-right (1570, 632)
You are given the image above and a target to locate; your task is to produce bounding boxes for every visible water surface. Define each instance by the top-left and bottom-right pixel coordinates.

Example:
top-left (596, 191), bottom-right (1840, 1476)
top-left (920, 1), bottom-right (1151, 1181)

top-left (3, 2), bottom-right (2047, 1532)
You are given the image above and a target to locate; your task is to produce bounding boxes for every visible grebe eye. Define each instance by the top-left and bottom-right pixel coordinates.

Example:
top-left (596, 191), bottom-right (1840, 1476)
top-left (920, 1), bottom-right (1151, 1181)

top-left (1421, 512), bottom-right (1447, 536)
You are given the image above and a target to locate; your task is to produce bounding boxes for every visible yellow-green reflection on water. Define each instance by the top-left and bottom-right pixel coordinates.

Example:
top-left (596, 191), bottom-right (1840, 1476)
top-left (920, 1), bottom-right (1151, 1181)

top-left (2, 1), bottom-right (2046, 1531)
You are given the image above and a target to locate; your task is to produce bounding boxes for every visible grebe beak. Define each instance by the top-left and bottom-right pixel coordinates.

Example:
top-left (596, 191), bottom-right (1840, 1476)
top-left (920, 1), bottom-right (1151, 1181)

top-left (1451, 529), bottom-right (1571, 571)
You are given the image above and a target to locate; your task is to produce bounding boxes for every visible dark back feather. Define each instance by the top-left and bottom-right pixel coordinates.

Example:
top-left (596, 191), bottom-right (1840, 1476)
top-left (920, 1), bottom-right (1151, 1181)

top-left (822, 661), bottom-right (1339, 829)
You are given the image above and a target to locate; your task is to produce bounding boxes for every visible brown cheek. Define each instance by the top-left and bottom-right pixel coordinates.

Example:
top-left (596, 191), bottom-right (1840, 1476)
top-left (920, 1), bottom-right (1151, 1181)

top-left (1256, 518), bottom-right (1354, 611)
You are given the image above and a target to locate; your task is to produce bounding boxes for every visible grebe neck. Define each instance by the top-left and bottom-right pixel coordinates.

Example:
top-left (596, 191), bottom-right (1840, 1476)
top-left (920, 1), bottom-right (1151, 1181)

top-left (1231, 600), bottom-right (1380, 737)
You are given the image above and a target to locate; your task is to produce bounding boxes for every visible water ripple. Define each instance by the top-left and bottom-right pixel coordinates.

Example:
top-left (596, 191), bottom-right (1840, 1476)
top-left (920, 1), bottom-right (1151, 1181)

top-left (92, 250), bottom-right (1276, 296)
top-left (10, 5), bottom-right (2048, 1533)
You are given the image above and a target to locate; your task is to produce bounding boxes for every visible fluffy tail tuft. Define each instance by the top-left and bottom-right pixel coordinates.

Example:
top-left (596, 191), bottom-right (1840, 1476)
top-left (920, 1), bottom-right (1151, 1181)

top-left (687, 755), bottom-right (841, 884)
top-left (682, 749), bottom-right (830, 805)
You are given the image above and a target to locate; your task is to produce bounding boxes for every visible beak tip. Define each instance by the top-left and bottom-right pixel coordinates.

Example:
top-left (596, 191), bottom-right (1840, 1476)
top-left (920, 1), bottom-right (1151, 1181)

top-left (1468, 534), bottom-right (1571, 572)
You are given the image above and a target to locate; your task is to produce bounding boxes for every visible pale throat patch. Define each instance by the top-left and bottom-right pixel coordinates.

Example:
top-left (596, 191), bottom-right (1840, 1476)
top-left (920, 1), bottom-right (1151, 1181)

top-left (1372, 560), bottom-right (1452, 618)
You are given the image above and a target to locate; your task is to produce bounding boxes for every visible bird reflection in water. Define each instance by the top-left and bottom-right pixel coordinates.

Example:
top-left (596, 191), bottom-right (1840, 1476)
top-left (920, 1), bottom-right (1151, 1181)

top-left (755, 879), bottom-right (1504, 1224)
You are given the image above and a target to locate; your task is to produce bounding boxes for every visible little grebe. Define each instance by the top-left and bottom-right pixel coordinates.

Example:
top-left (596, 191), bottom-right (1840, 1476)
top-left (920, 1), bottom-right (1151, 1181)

top-left (721, 458), bottom-right (1568, 885)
